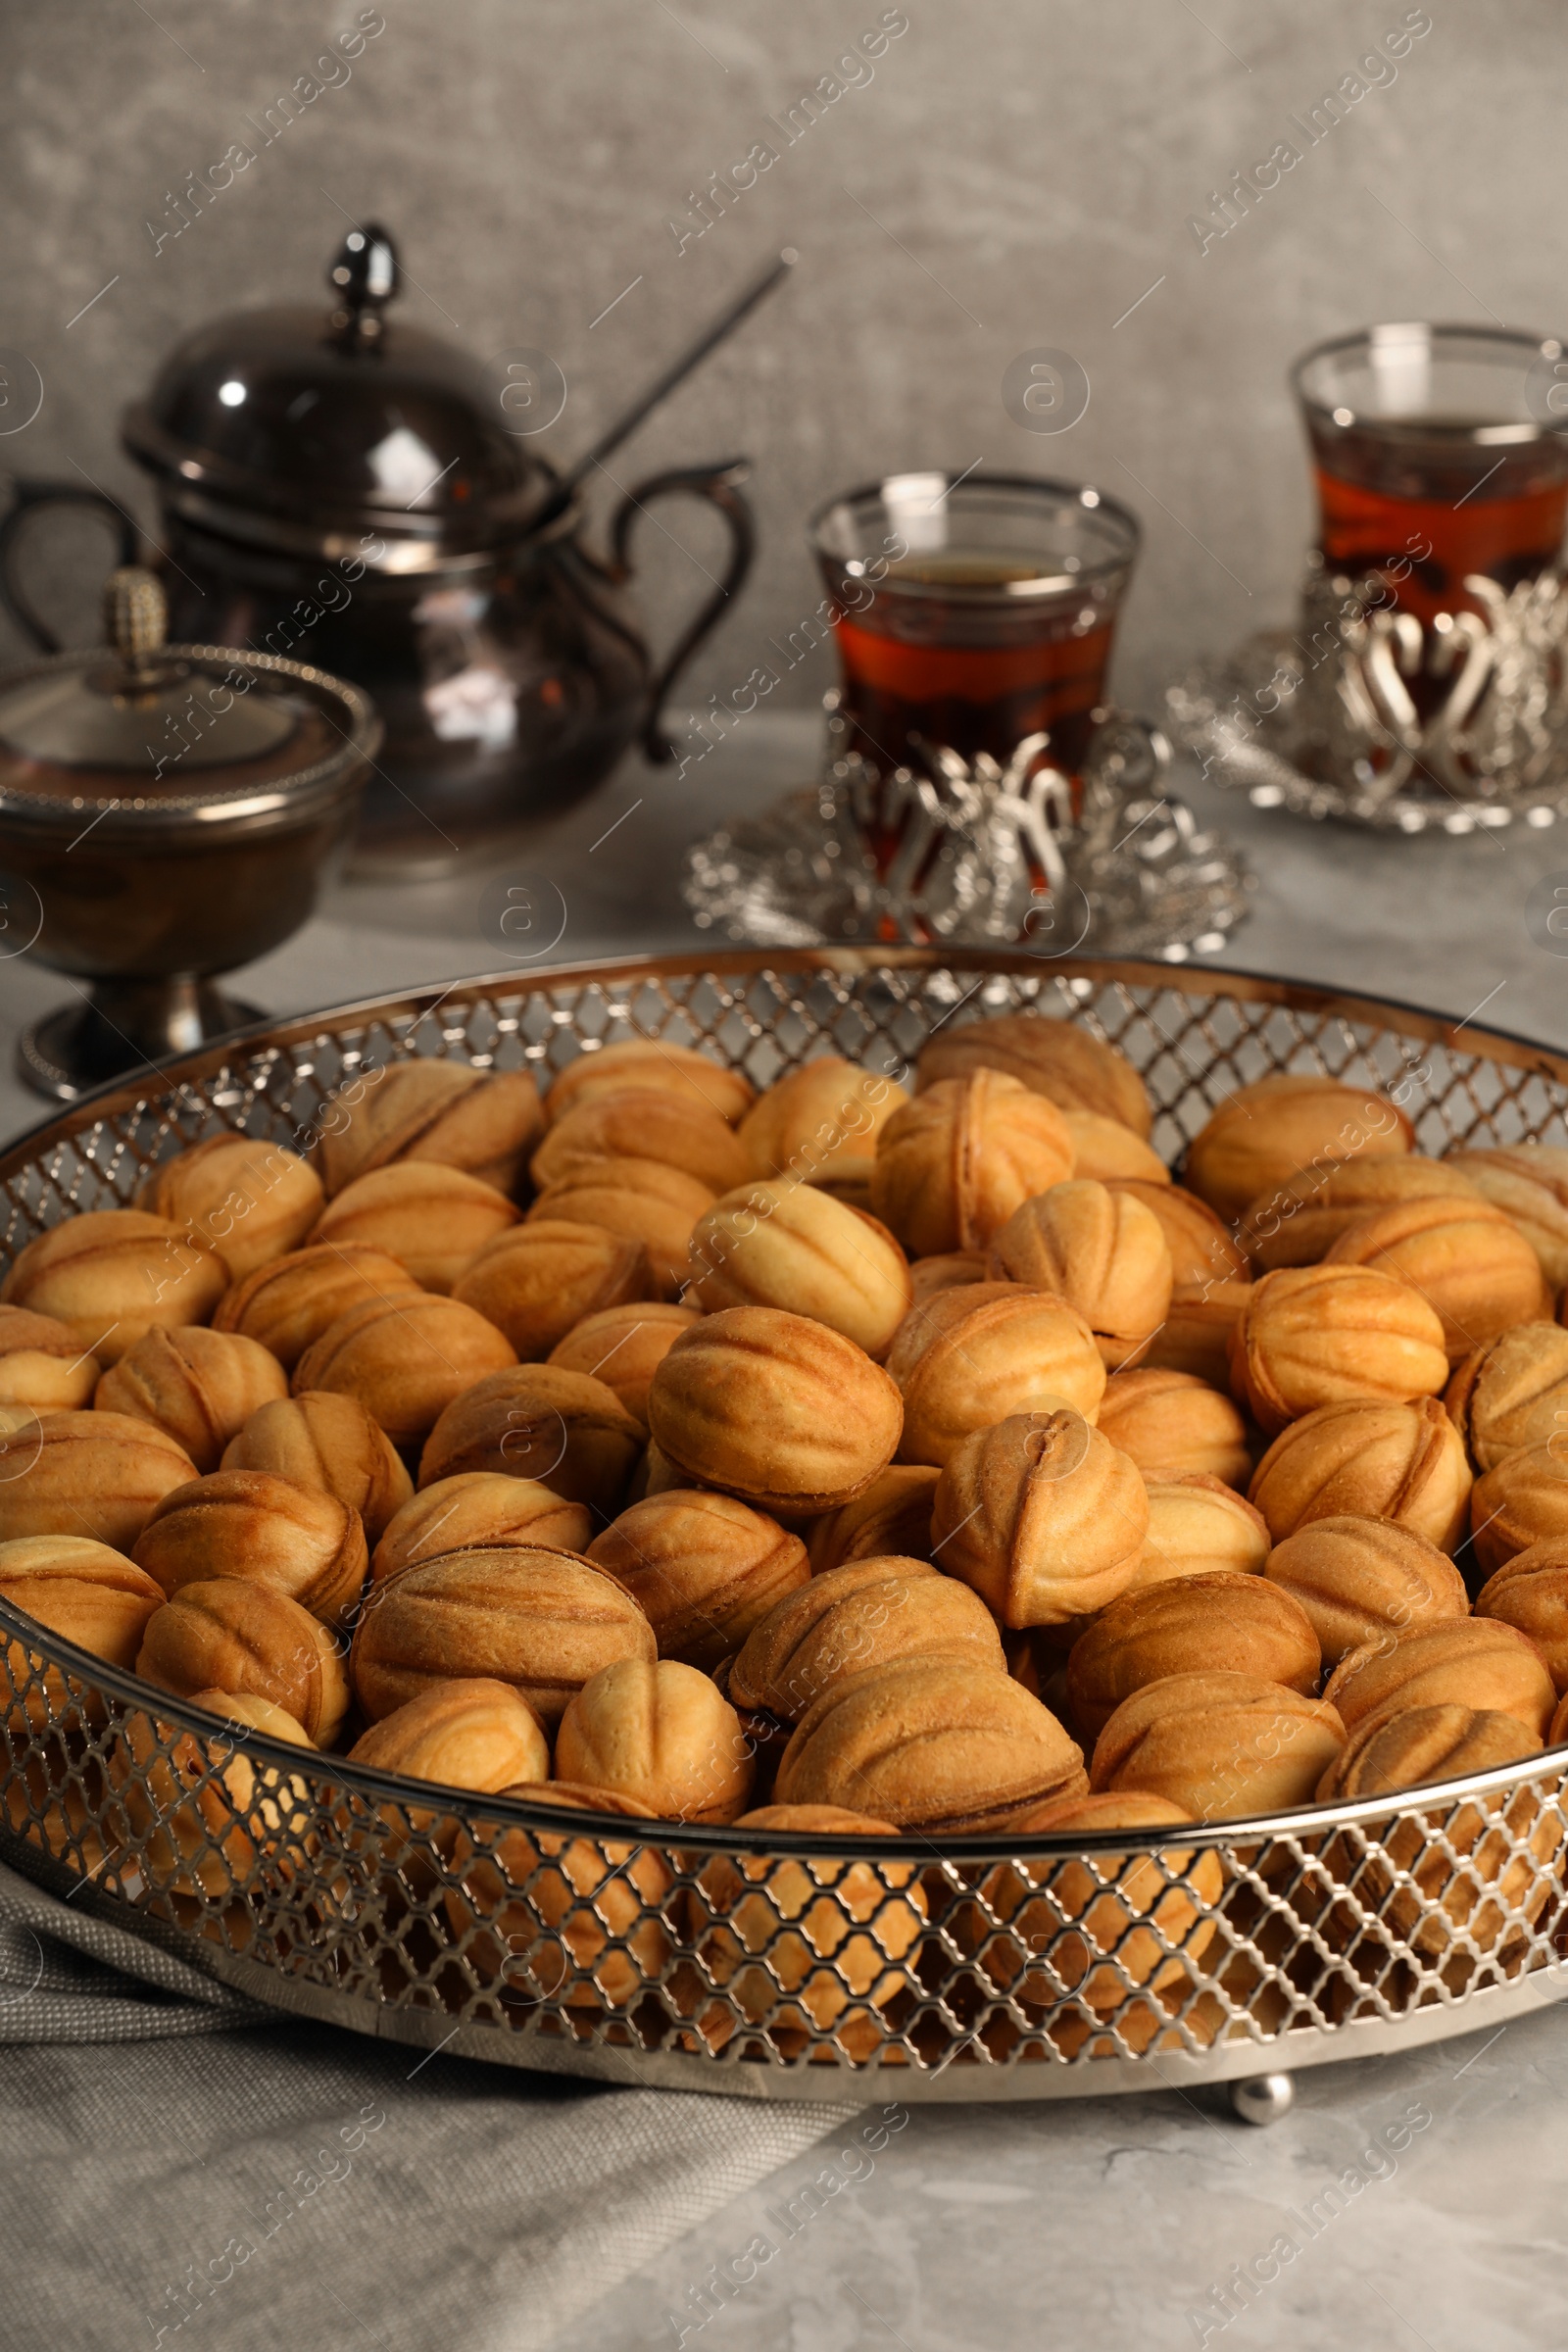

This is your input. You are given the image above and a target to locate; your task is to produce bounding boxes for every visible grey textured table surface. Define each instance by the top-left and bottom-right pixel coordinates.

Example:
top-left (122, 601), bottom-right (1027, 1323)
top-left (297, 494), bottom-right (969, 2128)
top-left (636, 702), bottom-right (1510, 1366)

top-left (547, 2004), bottom-right (1568, 2352)
top-left (3, 710), bottom-right (1565, 2352)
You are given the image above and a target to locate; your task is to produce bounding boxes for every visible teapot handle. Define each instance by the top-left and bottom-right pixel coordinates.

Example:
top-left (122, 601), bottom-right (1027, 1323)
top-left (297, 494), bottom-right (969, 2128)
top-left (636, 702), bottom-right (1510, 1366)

top-left (608, 459), bottom-right (756, 762)
top-left (0, 480), bottom-right (142, 654)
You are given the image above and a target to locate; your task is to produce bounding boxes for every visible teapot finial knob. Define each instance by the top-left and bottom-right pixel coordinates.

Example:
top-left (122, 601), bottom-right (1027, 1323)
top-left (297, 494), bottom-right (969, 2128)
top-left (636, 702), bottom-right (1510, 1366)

top-left (103, 565), bottom-right (168, 672)
top-left (327, 223), bottom-right (400, 344)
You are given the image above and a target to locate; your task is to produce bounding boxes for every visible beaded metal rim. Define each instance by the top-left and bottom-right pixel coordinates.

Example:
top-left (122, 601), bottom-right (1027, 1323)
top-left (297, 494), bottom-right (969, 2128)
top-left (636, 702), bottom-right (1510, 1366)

top-left (0, 643), bottom-right (381, 822)
top-left (2, 947), bottom-right (1567, 2098)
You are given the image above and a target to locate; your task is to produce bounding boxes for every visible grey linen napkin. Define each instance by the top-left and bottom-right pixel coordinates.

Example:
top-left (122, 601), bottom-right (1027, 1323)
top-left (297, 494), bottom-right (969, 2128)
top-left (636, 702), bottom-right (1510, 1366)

top-left (0, 1857), bottom-right (855, 2352)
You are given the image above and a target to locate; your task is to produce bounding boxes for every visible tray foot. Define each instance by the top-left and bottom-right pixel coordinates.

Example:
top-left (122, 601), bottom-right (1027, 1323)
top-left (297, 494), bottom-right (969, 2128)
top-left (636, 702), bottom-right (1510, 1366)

top-left (1230, 2073), bottom-right (1295, 2127)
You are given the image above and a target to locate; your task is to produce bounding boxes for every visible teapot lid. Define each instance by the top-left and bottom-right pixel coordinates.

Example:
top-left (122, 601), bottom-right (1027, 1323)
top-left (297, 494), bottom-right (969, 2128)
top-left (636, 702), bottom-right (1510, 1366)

top-left (121, 226), bottom-right (563, 565)
top-left (0, 566), bottom-right (379, 833)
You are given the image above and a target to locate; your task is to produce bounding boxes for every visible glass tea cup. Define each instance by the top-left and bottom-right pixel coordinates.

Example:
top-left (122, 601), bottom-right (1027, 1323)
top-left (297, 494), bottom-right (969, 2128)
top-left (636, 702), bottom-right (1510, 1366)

top-left (809, 470), bottom-right (1141, 860)
top-left (1292, 321), bottom-right (1568, 633)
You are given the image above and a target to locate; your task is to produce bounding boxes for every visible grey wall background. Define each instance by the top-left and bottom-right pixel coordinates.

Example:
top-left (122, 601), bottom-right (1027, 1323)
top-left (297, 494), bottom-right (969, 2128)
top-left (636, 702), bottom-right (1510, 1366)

top-left (2, 0), bottom-right (1558, 742)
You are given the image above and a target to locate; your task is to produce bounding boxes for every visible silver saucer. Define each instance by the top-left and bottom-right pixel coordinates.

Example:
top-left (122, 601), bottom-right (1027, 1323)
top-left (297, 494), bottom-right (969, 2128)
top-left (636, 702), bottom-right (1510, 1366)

top-left (1166, 560), bottom-right (1568, 836)
top-left (683, 705), bottom-right (1251, 962)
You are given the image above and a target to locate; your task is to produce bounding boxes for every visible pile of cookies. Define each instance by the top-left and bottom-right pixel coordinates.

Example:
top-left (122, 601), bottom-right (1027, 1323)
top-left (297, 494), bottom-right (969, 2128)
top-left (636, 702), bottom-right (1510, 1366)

top-left (2, 1014), bottom-right (1566, 1909)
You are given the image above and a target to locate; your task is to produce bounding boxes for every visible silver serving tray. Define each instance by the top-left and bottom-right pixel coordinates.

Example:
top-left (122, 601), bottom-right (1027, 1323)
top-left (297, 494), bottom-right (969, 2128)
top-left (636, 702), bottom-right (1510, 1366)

top-left (3, 948), bottom-right (1566, 2100)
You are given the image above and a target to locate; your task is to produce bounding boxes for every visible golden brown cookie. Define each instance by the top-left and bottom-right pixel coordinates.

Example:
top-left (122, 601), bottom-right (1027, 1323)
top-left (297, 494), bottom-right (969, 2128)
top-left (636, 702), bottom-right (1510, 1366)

top-left (915, 1013), bottom-right (1152, 1136)
top-left (532, 1085), bottom-right (751, 1197)
top-left (647, 1307), bottom-right (903, 1514)
top-left (542, 1041), bottom-right (754, 1128)
top-left (1325, 1194), bottom-right (1547, 1360)
top-left (138, 1138), bottom-right (323, 1282)
top-left (1446, 1323), bottom-right (1568, 1472)
top-left (310, 1164), bottom-right (517, 1295)
top-left (0, 1304), bottom-right (100, 1414)
top-left (347, 1678), bottom-right (550, 1791)
top-left (95, 1326), bottom-right (288, 1474)
top-left (545, 1300), bottom-right (700, 1427)
top-left (556, 1656), bottom-right (754, 1822)
top-left (1127, 1474), bottom-right (1269, 1591)
top-left (689, 1181), bottom-right (912, 1360)
top-left (416, 1365), bottom-right (643, 1513)
top-left (1262, 1515), bottom-right (1468, 1667)
top-left (1184, 1076), bottom-right (1413, 1225)
top-left (587, 1488), bottom-right (808, 1672)
top-left (1095, 1368), bottom-right (1251, 1489)
top-left (318, 1060), bottom-right (542, 1198)
top-left (775, 1655), bottom-right (1087, 1832)
top-left (349, 1544), bottom-right (654, 1729)
top-left (738, 1056), bottom-right (907, 1191)
top-left (729, 1553), bottom-right (1004, 1720)
top-left (1230, 1264), bottom-right (1448, 1433)
top-left (133, 1467), bottom-right (368, 1629)
top-left (989, 1180), bottom-right (1173, 1369)
top-left (1249, 1396), bottom-right (1471, 1551)
top-left (220, 1391), bottom-right (413, 1545)
top-left (370, 1474), bottom-right (592, 1587)
top-left (526, 1158), bottom-right (717, 1298)
top-left (1239, 1155), bottom-right (1481, 1272)
top-left (888, 1285), bottom-right (1105, 1469)
top-left (0, 1410), bottom-right (198, 1551)
top-left (292, 1294), bottom-right (516, 1448)
top-left (871, 1071), bottom-right (1074, 1257)
top-left (3, 1210), bottom-right (226, 1364)
top-left (212, 1243), bottom-right (421, 1372)
top-left (453, 1222), bottom-right (657, 1363)
top-left (136, 1576), bottom-right (349, 1744)
top-left (930, 1411), bottom-right (1148, 1628)
top-left (1067, 1571), bottom-right (1321, 1744)
top-left (1325, 1616), bottom-right (1555, 1740)
top-left (1090, 1670), bottom-right (1345, 1820)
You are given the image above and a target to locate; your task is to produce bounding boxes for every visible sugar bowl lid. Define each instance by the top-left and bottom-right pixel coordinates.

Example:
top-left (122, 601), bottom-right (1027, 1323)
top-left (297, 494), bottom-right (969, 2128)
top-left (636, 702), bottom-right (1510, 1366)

top-left (121, 225), bottom-right (559, 563)
top-left (0, 566), bottom-right (380, 835)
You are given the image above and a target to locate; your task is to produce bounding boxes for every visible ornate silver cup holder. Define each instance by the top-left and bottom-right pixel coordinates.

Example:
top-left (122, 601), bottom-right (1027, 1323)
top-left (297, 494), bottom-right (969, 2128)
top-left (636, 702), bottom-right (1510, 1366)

top-left (1167, 556), bottom-right (1568, 834)
top-left (684, 696), bottom-right (1251, 960)
top-left (2, 949), bottom-right (1567, 2101)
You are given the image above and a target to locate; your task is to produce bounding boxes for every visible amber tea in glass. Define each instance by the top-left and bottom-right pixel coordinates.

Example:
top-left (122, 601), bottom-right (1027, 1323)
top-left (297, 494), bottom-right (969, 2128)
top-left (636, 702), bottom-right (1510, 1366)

top-left (1294, 323), bottom-right (1568, 632)
top-left (811, 472), bottom-right (1140, 829)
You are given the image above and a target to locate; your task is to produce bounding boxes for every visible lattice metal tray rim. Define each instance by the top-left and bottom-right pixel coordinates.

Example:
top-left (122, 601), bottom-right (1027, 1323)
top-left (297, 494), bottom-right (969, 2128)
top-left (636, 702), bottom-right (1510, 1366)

top-left (7, 1602), bottom-right (1566, 1869)
top-left (8, 1805), bottom-right (1566, 2105)
top-left (7, 948), bottom-right (1568, 1181)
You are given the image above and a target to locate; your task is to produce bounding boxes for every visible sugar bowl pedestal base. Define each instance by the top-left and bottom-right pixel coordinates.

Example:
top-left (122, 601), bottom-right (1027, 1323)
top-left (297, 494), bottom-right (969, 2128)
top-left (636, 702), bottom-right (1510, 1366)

top-left (17, 978), bottom-right (266, 1102)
